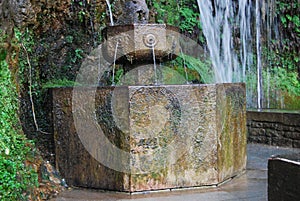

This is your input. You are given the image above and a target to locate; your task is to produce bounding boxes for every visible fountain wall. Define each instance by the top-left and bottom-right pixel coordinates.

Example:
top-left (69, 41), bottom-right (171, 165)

top-left (52, 83), bottom-right (246, 192)
top-left (247, 110), bottom-right (300, 148)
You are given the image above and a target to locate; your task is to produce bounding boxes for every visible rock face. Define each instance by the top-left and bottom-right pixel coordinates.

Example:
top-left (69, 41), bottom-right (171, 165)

top-left (115, 0), bottom-right (149, 25)
top-left (52, 83), bottom-right (247, 192)
top-left (0, 0), bottom-right (36, 29)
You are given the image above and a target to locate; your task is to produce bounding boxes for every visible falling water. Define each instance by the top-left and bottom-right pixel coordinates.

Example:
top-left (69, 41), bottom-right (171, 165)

top-left (266, 0), bottom-right (271, 108)
top-left (256, 0), bottom-right (262, 109)
top-left (197, 0), bottom-right (241, 83)
top-left (112, 41), bottom-right (119, 86)
top-left (180, 47), bottom-right (190, 84)
top-left (105, 0), bottom-right (114, 26)
top-left (151, 45), bottom-right (158, 85)
top-left (238, 0), bottom-right (253, 80)
top-left (197, 0), bottom-right (264, 108)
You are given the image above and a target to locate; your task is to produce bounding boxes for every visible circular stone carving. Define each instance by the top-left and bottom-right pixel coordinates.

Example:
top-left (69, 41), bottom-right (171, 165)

top-left (143, 33), bottom-right (158, 47)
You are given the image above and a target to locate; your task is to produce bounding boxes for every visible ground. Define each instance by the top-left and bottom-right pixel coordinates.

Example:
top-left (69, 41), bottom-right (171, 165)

top-left (50, 143), bottom-right (300, 201)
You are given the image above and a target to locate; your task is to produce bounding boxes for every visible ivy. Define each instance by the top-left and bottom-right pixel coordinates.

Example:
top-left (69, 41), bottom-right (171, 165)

top-left (276, 0), bottom-right (300, 37)
top-left (179, 6), bottom-right (201, 33)
top-left (0, 31), bottom-right (38, 200)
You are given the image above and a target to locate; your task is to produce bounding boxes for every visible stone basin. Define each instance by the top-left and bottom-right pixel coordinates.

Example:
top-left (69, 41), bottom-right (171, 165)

top-left (102, 24), bottom-right (180, 64)
top-left (52, 83), bottom-right (247, 192)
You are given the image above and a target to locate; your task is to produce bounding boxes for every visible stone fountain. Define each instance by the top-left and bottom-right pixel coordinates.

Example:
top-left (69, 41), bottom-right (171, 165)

top-left (52, 0), bottom-right (247, 193)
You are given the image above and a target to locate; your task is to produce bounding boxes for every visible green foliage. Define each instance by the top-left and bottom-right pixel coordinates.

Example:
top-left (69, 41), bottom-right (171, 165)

top-left (171, 54), bottom-right (213, 84)
top-left (276, 1), bottom-right (300, 37)
top-left (160, 67), bottom-right (187, 84)
top-left (179, 6), bottom-right (201, 33)
top-left (266, 66), bottom-right (300, 96)
top-left (42, 78), bottom-right (81, 88)
top-left (0, 32), bottom-right (38, 200)
top-left (71, 48), bottom-right (84, 63)
top-left (71, 0), bottom-right (90, 24)
top-left (14, 28), bottom-right (37, 88)
top-left (265, 48), bottom-right (300, 96)
top-left (111, 67), bottom-right (124, 85)
top-left (151, 0), bottom-right (180, 25)
top-left (149, 0), bottom-right (202, 35)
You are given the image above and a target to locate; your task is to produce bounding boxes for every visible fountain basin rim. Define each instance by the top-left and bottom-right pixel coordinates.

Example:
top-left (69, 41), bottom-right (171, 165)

top-left (50, 83), bottom-right (246, 90)
top-left (102, 24), bottom-right (180, 38)
top-left (104, 23), bottom-right (179, 29)
top-left (247, 108), bottom-right (300, 114)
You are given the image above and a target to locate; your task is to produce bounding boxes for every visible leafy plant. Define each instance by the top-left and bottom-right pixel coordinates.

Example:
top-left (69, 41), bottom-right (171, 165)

top-left (277, 0), bottom-right (300, 37)
top-left (151, 0), bottom-right (180, 25)
top-left (0, 32), bottom-right (38, 199)
top-left (179, 6), bottom-right (201, 33)
top-left (71, 48), bottom-right (84, 63)
top-left (150, 0), bottom-right (202, 33)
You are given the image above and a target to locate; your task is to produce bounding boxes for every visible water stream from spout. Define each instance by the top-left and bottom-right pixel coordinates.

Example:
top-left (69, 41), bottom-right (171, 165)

top-left (112, 41), bottom-right (119, 86)
top-left (180, 47), bottom-right (190, 84)
top-left (105, 0), bottom-right (114, 26)
top-left (151, 45), bottom-right (158, 85)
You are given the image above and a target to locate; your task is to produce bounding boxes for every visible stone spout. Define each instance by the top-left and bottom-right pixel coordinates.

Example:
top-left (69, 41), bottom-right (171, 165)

top-left (102, 24), bottom-right (180, 65)
top-left (115, 0), bottom-right (149, 25)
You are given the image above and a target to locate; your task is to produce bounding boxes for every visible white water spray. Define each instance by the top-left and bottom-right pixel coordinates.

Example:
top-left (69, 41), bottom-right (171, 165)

top-left (197, 0), bottom-right (241, 83)
top-left (197, 0), bottom-right (265, 108)
top-left (256, 0), bottom-right (262, 109)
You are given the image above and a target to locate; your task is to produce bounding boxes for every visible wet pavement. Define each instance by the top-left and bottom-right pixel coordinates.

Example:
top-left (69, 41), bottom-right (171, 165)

top-left (51, 143), bottom-right (300, 201)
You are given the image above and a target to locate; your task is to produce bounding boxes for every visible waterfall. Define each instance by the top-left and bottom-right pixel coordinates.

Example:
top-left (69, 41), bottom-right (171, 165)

top-left (256, 0), bottom-right (262, 109)
top-left (197, 0), bottom-right (261, 108)
top-left (238, 0), bottom-right (253, 80)
top-left (197, 0), bottom-right (253, 83)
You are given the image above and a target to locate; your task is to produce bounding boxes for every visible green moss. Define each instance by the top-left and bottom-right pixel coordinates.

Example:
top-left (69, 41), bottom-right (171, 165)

top-left (42, 78), bottom-right (81, 89)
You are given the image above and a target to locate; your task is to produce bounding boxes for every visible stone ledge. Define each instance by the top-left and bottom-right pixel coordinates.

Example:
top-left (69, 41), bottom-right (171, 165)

top-left (247, 110), bottom-right (300, 148)
top-left (268, 154), bottom-right (300, 201)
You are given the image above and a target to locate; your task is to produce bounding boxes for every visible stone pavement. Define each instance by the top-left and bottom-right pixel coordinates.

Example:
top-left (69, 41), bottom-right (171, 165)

top-left (51, 143), bottom-right (300, 201)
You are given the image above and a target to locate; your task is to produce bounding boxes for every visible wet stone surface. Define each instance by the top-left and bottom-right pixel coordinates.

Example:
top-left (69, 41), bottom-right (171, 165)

top-left (103, 24), bottom-right (180, 65)
top-left (50, 144), bottom-right (300, 201)
top-left (52, 83), bottom-right (246, 192)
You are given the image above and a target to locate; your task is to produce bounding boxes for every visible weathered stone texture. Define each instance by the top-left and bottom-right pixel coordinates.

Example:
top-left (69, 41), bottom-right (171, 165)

top-left (247, 111), bottom-right (300, 148)
top-left (103, 24), bottom-right (180, 65)
top-left (114, 0), bottom-right (149, 25)
top-left (53, 83), bottom-right (246, 192)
